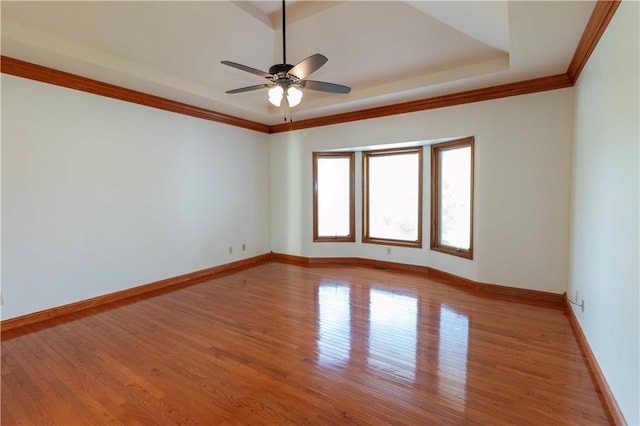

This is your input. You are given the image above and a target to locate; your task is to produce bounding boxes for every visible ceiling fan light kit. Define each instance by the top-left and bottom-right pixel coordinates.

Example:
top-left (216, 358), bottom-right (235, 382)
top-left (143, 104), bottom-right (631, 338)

top-left (222, 0), bottom-right (350, 110)
top-left (268, 85), bottom-right (284, 107)
top-left (285, 86), bottom-right (303, 107)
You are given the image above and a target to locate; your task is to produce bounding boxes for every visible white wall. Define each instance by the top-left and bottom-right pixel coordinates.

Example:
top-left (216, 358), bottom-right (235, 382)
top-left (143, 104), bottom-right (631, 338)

top-left (271, 88), bottom-right (574, 294)
top-left (2, 7), bottom-right (636, 417)
top-left (1, 74), bottom-right (271, 320)
top-left (568, 2), bottom-right (639, 424)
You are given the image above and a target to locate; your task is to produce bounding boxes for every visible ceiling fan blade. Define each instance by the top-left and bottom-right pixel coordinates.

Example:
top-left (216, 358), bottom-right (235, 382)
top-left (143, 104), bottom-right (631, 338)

top-left (226, 84), bottom-right (273, 94)
top-left (289, 54), bottom-right (328, 80)
top-left (221, 61), bottom-right (272, 78)
top-left (304, 80), bottom-right (351, 94)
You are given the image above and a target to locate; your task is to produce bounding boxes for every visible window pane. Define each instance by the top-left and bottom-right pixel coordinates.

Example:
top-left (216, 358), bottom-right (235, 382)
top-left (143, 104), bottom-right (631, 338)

top-left (317, 157), bottom-right (351, 237)
top-left (368, 152), bottom-right (420, 242)
top-left (438, 146), bottom-right (471, 250)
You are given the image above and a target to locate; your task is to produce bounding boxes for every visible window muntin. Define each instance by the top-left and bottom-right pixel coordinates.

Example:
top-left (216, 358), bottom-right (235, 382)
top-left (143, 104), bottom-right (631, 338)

top-left (313, 152), bottom-right (355, 242)
top-left (431, 138), bottom-right (474, 259)
top-left (363, 147), bottom-right (422, 247)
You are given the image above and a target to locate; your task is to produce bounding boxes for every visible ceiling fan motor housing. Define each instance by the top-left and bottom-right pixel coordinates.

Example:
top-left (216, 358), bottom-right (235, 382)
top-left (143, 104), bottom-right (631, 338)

top-left (269, 64), bottom-right (294, 77)
top-left (221, 0), bottom-right (350, 98)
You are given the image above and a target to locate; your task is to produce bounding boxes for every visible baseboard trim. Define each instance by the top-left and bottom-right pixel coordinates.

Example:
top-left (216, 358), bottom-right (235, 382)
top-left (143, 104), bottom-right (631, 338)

top-left (564, 296), bottom-right (626, 425)
top-left (270, 252), bottom-right (564, 307)
top-left (2, 252), bottom-right (621, 422)
top-left (1, 253), bottom-right (271, 338)
top-left (0, 252), bottom-right (565, 338)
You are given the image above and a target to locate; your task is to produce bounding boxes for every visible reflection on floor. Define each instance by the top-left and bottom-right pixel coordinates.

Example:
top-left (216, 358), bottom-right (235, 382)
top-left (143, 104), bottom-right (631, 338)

top-left (1, 262), bottom-right (611, 424)
top-left (318, 283), bottom-right (351, 366)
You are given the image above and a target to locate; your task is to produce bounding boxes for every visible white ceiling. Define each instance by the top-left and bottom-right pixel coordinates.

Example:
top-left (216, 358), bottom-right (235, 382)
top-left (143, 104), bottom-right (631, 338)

top-left (1, 1), bottom-right (596, 126)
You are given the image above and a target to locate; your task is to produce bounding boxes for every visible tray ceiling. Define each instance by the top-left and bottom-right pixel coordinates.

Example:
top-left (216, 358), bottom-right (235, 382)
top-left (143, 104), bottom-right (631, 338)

top-left (1, 1), bottom-right (596, 125)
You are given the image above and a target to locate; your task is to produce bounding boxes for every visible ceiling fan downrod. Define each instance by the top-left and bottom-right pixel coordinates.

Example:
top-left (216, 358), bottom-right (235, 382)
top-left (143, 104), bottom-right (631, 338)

top-left (282, 0), bottom-right (286, 65)
top-left (221, 0), bottom-right (351, 106)
top-left (268, 0), bottom-right (294, 77)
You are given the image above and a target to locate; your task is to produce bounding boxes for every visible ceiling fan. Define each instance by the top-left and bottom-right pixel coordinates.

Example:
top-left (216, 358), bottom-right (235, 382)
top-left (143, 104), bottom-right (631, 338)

top-left (221, 0), bottom-right (351, 109)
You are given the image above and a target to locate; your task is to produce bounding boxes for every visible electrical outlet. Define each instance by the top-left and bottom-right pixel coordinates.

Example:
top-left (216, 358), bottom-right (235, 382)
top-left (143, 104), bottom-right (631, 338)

top-left (386, 248), bottom-right (391, 255)
top-left (228, 246), bottom-right (233, 254)
top-left (242, 244), bottom-right (246, 251)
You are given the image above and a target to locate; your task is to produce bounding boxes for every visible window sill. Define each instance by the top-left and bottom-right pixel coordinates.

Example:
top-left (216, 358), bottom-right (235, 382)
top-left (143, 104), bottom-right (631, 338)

top-left (430, 245), bottom-right (473, 259)
top-left (314, 236), bottom-right (355, 243)
top-left (363, 237), bottom-right (422, 249)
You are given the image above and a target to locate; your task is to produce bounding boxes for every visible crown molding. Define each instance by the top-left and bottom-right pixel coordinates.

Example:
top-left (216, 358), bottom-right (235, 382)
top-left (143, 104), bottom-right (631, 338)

top-left (0, 1), bottom-right (619, 133)
top-left (269, 74), bottom-right (572, 133)
top-left (567, 0), bottom-right (621, 84)
top-left (0, 56), bottom-right (270, 134)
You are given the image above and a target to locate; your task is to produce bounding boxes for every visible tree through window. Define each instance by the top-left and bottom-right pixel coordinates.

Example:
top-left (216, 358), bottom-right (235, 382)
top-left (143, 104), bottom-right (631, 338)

top-left (363, 147), bottom-right (423, 247)
top-left (431, 138), bottom-right (474, 259)
top-left (313, 152), bottom-right (355, 242)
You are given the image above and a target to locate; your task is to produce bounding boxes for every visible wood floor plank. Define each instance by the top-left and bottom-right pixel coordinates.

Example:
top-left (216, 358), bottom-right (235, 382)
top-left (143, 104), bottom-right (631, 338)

top-left (1, 262), bottom-right (611, 424)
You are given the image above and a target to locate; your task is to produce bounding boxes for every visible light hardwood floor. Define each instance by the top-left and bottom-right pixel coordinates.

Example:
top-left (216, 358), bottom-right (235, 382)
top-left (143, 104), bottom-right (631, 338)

top-left (1, 262), bottom-right (610, 424)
